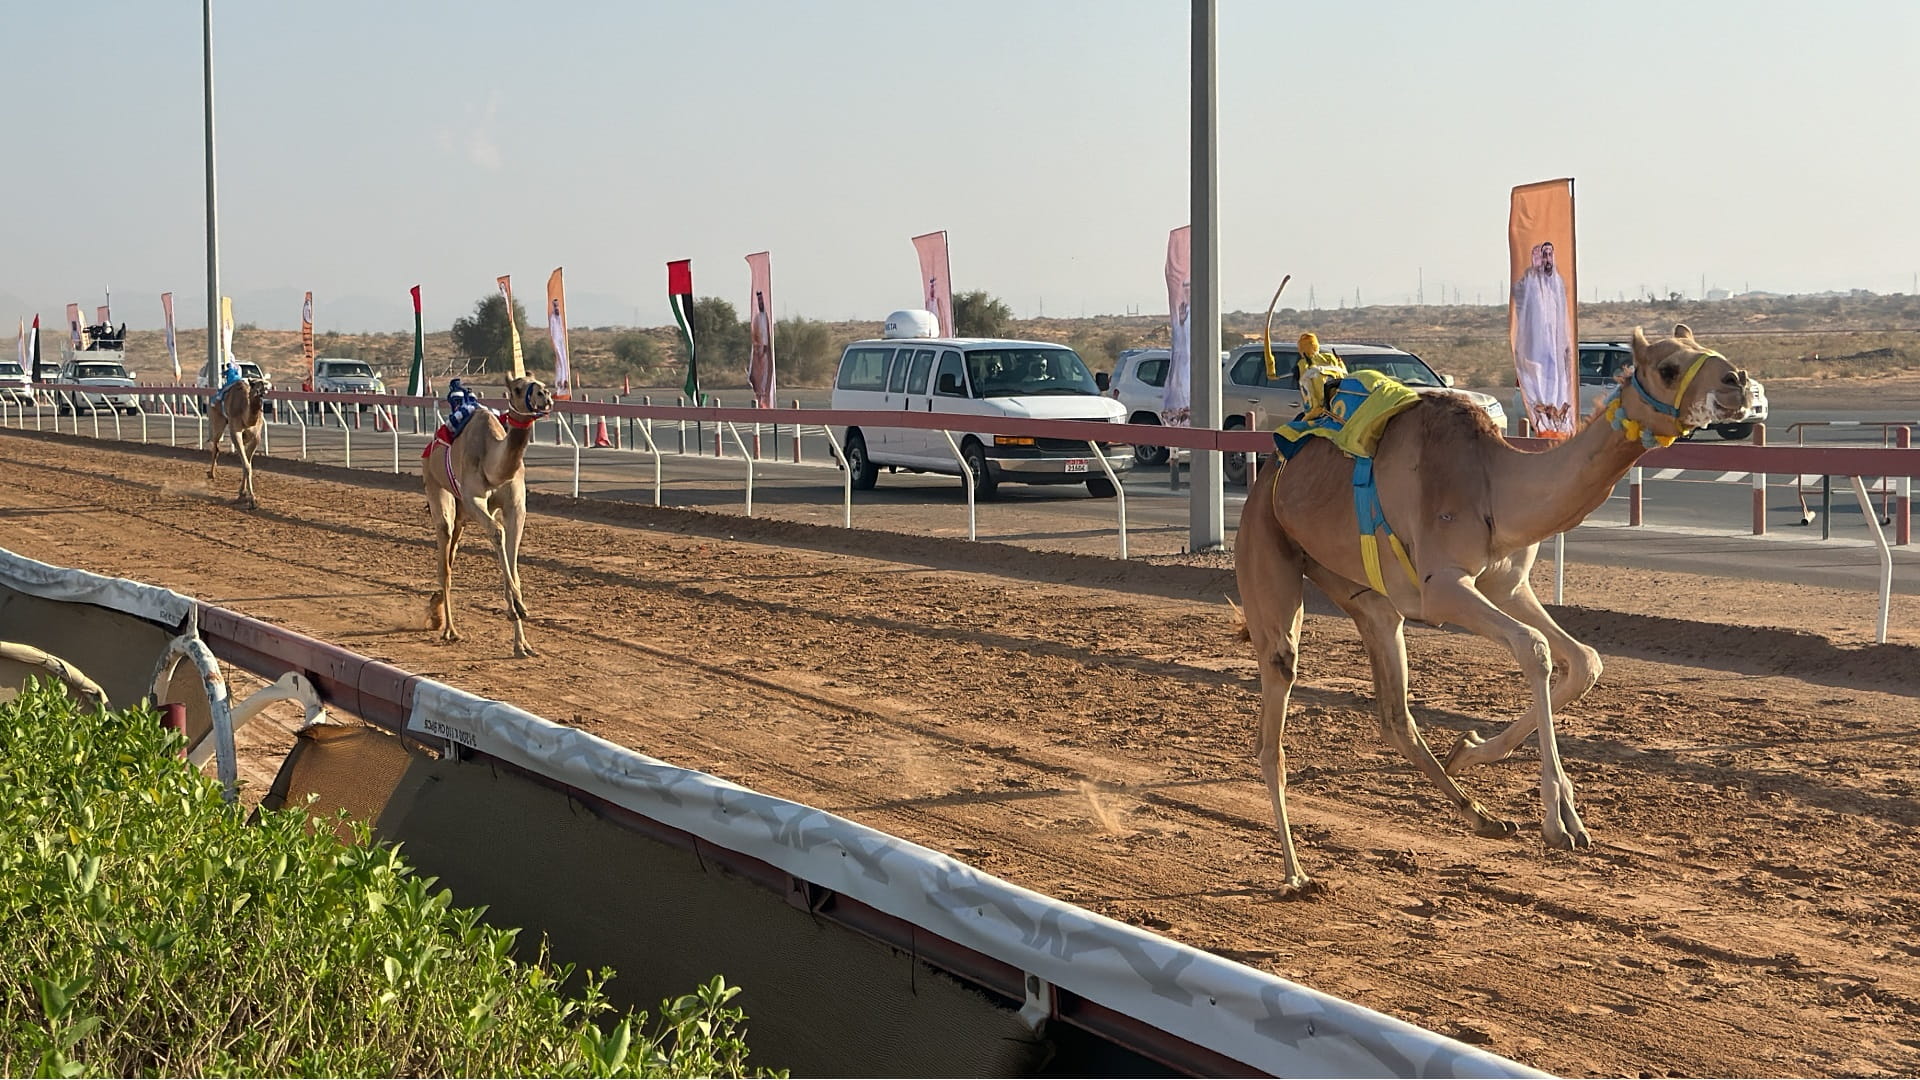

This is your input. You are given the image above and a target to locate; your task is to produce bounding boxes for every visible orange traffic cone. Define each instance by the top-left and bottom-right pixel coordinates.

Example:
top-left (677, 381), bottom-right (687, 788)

top-left (621, 374), bottom-right (631, 396)
top-left (592, 416), bottom-right (614, 448)
top-left (375, 408), bottom-right (392, 432)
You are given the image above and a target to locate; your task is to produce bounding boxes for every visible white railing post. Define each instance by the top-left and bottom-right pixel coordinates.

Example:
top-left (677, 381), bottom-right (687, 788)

top-left (724, 421), bottom-right (754, 517)
top-left (820, 425), bottom-right (852, 529)
top-left (1087, 439), bottom-right (1128, 560)
top-left (941, 430), bottom-right (977, 541)
top-left (632, 412), bottom-right (663, 506)
top-left (1850, 475), bottom-right (1893, 644)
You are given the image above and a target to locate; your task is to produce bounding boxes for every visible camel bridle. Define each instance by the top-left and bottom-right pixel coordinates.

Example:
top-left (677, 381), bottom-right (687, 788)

top-left (502, 383), bottom-right (551, 428)
top-left (1602, 350), bottom-right (1716, 449)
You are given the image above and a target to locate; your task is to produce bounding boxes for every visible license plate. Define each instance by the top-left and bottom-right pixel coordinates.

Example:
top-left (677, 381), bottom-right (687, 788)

top-left (1065, 459), bottom-right (1089, 473)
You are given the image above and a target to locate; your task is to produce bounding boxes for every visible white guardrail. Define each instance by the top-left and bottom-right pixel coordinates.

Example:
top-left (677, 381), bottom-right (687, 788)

top-left (0, 544), bottom-right (1545, 1078)
top-left (9, 382), bottom-right (1916, 642)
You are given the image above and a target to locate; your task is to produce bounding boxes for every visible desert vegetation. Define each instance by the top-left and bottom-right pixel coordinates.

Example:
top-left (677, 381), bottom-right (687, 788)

top-left (0, 680), bottom-right (772, 1078)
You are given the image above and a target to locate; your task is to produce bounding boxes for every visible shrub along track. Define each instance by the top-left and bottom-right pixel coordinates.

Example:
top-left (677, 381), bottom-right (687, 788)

top-left (5, 432), bottom-right (1920, 1078)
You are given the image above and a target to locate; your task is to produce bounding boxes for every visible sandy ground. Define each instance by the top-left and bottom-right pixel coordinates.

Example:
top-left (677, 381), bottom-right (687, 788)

top-left (4, 431), bottom-right (1920, 1079)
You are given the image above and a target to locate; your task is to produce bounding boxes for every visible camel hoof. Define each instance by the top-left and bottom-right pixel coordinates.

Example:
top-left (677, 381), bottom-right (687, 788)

top-left (439, 628), bottom-right (462, 644)
top-left (1474, 815), bottom-right (1520, 840)
top-left (1277, 875), bottom-right (1327, 899)
top-left (514, 643), bottom-right (540, 659)
top-left (1444, 730), bottom-right (1488, 775)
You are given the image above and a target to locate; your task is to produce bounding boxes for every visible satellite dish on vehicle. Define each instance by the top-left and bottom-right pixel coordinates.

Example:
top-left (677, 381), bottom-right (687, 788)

top-left (882, 309), bottom-right (940, 339)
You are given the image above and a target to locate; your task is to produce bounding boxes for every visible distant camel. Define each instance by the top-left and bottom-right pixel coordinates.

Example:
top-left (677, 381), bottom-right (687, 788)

top-left (1236, 324), bottom-right (1758, 889)
top-left (206, 377), bottom-right (270, 509)
top-left (423, 375), bottom-right (553, 659)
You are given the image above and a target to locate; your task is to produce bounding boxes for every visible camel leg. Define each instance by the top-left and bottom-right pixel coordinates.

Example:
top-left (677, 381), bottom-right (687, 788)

top-left (459, 492), bottom-right (533, 659)
top-left (1234, 468), bottom-right (1312, 888)
top-left (426, 485), bottom-right (461, 642)
top-left (234, 427), bottom-right (258, 508)
top-left (1305, 562), bottom-right (1520, 841)
top-left (1419, 571), bottom-right (1590, 850)
top-left (1447, 557), bottom-right (1603, 774)
top-left (496, 481), bottom-right (536, 658)
top-left (206, 414), bottom-right (224, 480)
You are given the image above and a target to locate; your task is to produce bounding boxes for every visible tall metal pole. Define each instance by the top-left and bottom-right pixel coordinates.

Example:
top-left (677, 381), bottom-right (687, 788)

top-left (1188, 0), bottom-right (1224, 550)
top-left (202, 0), bottom-right (222, 388)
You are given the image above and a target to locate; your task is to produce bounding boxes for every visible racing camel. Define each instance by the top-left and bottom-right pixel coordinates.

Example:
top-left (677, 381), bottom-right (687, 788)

top-left (206, 377), bottom-right (270, 509)
top-left (423, 374), bottom-right (553, 659)
top-left (1236, 325), bottom-right (1758, 888)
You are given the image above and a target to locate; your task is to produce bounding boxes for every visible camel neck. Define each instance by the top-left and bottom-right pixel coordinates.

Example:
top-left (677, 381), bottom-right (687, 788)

top-left (1493, 411), bottom-right (1649, 547)
top-left (480, 417), bottom-right (535, 489)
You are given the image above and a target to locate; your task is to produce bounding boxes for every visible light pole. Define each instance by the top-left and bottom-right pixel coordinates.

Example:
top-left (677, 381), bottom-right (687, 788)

top-left (202, 0), bottom-right (222, 388)
top-left (1188, 0), bottom-right (1224, 550)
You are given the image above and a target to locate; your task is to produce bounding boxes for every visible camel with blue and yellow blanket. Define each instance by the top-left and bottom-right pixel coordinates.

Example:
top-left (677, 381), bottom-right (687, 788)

top-left (1236, 324), bottom-right (1759, 890)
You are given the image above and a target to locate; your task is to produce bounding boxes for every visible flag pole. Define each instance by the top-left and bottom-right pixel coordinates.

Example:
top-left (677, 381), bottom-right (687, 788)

top-left (202, 0), bottom-right (222, 390)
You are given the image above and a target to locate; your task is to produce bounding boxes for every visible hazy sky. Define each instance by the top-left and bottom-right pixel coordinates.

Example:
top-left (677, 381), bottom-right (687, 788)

top-left (5, 1), bottom-right (1915, 333)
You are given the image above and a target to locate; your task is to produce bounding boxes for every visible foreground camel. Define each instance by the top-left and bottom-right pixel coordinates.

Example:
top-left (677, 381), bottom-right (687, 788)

top-left (423, 374), bottom-right (553, 658)
top-left (1237, 325), bottom-right (1756, 888)
top-left (206, 377), bottom-right (270, 508)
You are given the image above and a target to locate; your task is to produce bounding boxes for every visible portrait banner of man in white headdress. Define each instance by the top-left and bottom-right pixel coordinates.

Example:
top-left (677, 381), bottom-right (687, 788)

top-left (1508, 179), bottom-right (1579, 438)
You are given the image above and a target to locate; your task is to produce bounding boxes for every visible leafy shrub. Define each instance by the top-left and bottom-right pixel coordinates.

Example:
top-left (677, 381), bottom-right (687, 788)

top-left (0, 680), bottom-right (775, 1078)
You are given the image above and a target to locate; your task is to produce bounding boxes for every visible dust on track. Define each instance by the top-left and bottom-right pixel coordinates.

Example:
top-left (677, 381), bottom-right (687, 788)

top-left (6, 430), bottom-right (1920, 1078)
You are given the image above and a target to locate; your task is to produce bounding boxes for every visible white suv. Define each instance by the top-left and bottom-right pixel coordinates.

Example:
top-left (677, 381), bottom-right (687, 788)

top-left (1102, 348), bottom-right (1229, 467)
top-left (0, 360), bottom-right (30, 405)
top-left (312, 357), bottom-right (386, 410)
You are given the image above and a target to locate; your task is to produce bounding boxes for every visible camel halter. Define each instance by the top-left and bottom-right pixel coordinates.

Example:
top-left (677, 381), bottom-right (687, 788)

top-left (1602, 350), bottom-right (1717, 449)
top-left (503, 383), bottom-right (550, 428)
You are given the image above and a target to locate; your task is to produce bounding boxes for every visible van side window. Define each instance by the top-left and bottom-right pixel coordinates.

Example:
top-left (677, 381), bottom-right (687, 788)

top-left (836, 347), bottom-right (893, 391)
top-left (906, 349), bottom-right (936, 394)
top-left (1139, 357), bottom-right (1168, 388)
top-left (933, 351), bottom-right (966, 396)
top-left (887, 349), bottom-right (913, 394)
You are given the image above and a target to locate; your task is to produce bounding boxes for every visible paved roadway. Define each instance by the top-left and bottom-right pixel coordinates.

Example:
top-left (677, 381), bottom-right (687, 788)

top-left (10, 394), bottom-right (1915, 598)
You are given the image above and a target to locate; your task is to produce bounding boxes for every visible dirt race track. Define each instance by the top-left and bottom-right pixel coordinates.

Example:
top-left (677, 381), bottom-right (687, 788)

top-left (6, 431), bottom-right (1920, 1078)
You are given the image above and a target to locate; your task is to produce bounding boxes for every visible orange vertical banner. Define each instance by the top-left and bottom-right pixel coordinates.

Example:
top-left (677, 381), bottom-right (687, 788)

top-left (545, 267), bottom-right (571, 399)
top-left (745, 251), bottom-right (775, 408)
top-left (1509, 178), bottom-right (1579, 438)
top-left (300, 291), bottom-right (315, 387)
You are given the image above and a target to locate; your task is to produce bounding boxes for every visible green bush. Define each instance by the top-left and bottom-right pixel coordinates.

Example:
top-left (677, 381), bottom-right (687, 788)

top-left (0, 680), bottom-right (775, 1078)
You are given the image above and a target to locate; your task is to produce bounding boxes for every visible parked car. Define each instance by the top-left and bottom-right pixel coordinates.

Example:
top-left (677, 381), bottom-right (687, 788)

top-left (1510, 342), bottom-right (1768, 440)
top-left (0, 360), bottom-right (30, 405)
top-left (830, 311), bottom-right (1133, 499)
top-left (55, 358), bottom-right (141, 415)
top-left (312, 357), bottom-right (386, 411)
top-left (1217, 341), bottom-right (1508, 485)
top-left (1102, 348), bottom-right (1229, 467)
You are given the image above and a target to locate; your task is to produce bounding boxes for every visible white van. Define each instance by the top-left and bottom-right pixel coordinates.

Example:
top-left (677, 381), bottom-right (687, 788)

top-left (830, 311), bottom-right (1133, 499)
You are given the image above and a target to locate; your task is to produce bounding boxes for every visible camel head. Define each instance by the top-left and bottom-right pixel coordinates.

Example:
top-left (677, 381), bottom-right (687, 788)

top-left (503, 374), bottom-right (553, 420)
top-left (1619, 324), bottom-right (1755, 443)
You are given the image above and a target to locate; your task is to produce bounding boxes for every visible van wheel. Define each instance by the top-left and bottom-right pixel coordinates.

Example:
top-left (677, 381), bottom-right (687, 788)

top-left (1129, 414), bottom-right (1168, 467)
top-left (845, 431), bottom-right (879, 490)
top-left (1222, 419), bottom-right (1249, 487)
top-left (1086, 477), bottom-right (1117, 498)
top-left (961, 441), bottom-right (998, 500)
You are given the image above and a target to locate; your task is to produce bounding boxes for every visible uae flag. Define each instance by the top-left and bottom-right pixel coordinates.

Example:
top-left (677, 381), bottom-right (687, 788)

top-left (407, 285), bottom-right (429, 396)
top-left (668, 259), bottom-right (698, 403)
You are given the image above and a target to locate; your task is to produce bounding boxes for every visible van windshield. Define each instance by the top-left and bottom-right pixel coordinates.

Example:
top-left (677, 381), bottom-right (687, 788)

top-left (0, 362), bottom-right (21, 376)
top-left (963, 347), bottom-right (1098, 398)
top-left (74, 363), bottom-right (129, 380)
top-left (323, 361), bottom-right (375, 378)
